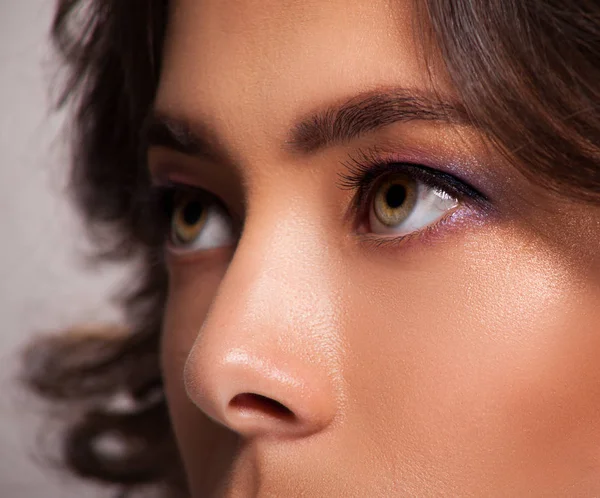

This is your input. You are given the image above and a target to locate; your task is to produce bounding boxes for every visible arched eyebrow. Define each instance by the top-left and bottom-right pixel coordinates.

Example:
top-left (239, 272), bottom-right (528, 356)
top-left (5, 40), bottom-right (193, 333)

top-left (142, 87), bottom-right (470, 160)
top-left (285, 89), bottom-right (469, 154)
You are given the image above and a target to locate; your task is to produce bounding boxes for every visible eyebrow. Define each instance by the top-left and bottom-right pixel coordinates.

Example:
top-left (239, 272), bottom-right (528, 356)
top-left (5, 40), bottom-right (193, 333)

top-left (142, 113), bottom-right (232, 164)
top-left (142, 88), bottom-right (469, 160)
top-left (285, 89), bottom-right (469, 154)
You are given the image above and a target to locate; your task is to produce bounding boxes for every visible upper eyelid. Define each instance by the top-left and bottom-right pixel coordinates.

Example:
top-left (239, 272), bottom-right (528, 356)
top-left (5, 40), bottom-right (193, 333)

top-left (151, 149), bottom-right (491, 223)
top-left (154, 181), bottom-right (221, 203)
top-left (340, 141), bottom-right (493, 192)
top-left (338, 161), bottom-right (487, 200)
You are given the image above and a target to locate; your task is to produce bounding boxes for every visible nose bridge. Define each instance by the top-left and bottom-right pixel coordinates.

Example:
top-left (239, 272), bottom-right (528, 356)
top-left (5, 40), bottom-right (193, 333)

top-left (184, 205), bottom-right (342, 438)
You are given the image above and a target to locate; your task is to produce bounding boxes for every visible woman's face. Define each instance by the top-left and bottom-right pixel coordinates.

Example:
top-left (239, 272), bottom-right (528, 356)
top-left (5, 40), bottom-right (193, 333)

top-left (149, 0), bottom-right (600, 495)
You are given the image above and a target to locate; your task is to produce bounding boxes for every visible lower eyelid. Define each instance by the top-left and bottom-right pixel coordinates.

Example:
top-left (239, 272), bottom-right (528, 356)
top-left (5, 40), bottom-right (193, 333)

top-left (358, 204), bottom-right (480, 252)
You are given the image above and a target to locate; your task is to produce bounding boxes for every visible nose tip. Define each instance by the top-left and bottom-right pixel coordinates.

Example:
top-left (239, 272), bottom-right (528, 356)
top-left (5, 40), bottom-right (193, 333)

top-left (185, 349), bottom-right (336, 439)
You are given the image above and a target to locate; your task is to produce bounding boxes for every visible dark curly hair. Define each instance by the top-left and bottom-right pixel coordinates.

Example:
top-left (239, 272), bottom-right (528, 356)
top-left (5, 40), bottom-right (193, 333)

top-left (22, 0), bottom-right (600, 497)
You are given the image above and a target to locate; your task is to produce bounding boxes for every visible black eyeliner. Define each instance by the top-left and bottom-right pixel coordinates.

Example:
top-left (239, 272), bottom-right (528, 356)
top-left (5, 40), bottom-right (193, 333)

top-left (338, 148), bottom-right (492, 219)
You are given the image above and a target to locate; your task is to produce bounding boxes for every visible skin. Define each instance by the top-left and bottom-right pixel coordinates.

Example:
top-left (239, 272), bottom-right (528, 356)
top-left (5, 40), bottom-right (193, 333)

top-left (148, 0), bottom-right (600, 496)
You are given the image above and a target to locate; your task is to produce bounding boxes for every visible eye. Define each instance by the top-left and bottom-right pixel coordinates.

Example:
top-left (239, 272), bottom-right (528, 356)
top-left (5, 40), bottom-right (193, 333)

top-left (368, 172), bottom-right (458, 236)
top-left (338, 150), bottom-right (489, 242)
top-left (169, 190), bottom-right (237, 252)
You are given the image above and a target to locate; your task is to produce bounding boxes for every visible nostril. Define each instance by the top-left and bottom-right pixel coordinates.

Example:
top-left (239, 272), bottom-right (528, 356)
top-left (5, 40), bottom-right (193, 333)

top-left (229, 393), bottom-right (295, 421)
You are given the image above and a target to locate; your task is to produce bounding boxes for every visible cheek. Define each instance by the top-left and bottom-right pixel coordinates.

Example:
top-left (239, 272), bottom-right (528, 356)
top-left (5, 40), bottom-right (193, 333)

top-left (341, 224), bottom-right (600, 491)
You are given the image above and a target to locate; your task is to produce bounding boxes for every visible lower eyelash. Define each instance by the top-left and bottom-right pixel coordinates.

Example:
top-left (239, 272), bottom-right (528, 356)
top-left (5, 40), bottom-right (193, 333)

top-left (356, 205), bottom-right (476, 251)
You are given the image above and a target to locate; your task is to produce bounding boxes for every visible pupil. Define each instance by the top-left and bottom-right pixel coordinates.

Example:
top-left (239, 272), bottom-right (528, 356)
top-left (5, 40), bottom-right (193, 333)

top-left (182, 201), bottom-right (203, 225)
top-left (385, 184), bottom-right (406, 209)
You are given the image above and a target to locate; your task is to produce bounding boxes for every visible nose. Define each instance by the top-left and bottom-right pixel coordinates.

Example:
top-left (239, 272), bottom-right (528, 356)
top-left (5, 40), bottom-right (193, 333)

top-left (185, 345), bottom-right (336, 439)
top-left (183, 214), bottom-right (340, 439)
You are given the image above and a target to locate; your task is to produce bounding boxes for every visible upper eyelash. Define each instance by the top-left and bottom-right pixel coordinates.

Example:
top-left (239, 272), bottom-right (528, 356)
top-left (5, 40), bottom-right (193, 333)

top-left (144, 150), bottom-right (489, 247)
top-left (337, 147), bottom-right (490, 215)
top-left (150, 181), bottom-right (212, 213)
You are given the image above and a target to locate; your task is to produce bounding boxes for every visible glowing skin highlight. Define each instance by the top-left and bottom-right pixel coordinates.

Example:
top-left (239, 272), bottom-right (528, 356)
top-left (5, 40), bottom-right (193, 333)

top-left (145, 0), bottom-right (600, 495)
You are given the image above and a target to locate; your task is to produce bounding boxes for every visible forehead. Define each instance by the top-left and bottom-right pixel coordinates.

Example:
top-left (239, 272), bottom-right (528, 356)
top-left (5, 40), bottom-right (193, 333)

top-left (157, 0), bottom-right (437, 153)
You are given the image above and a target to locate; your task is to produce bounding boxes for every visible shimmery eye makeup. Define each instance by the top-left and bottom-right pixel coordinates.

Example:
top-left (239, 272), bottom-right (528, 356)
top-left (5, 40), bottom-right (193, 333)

top-left (337, 146), bottom-right (493, 244)
top-left (339, 146), bottom-right (489, 206)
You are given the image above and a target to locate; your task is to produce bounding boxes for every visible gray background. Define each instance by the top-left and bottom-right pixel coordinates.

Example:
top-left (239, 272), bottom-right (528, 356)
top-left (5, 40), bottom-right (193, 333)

top-left (1, 1), bottom-right (128, 496)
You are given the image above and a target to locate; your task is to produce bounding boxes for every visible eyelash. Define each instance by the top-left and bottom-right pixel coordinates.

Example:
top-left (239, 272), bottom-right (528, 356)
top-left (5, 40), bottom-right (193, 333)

top-left (338, 147), bottom-right (489, 228)
top-left (146, 149), bottom-right (490, 249)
